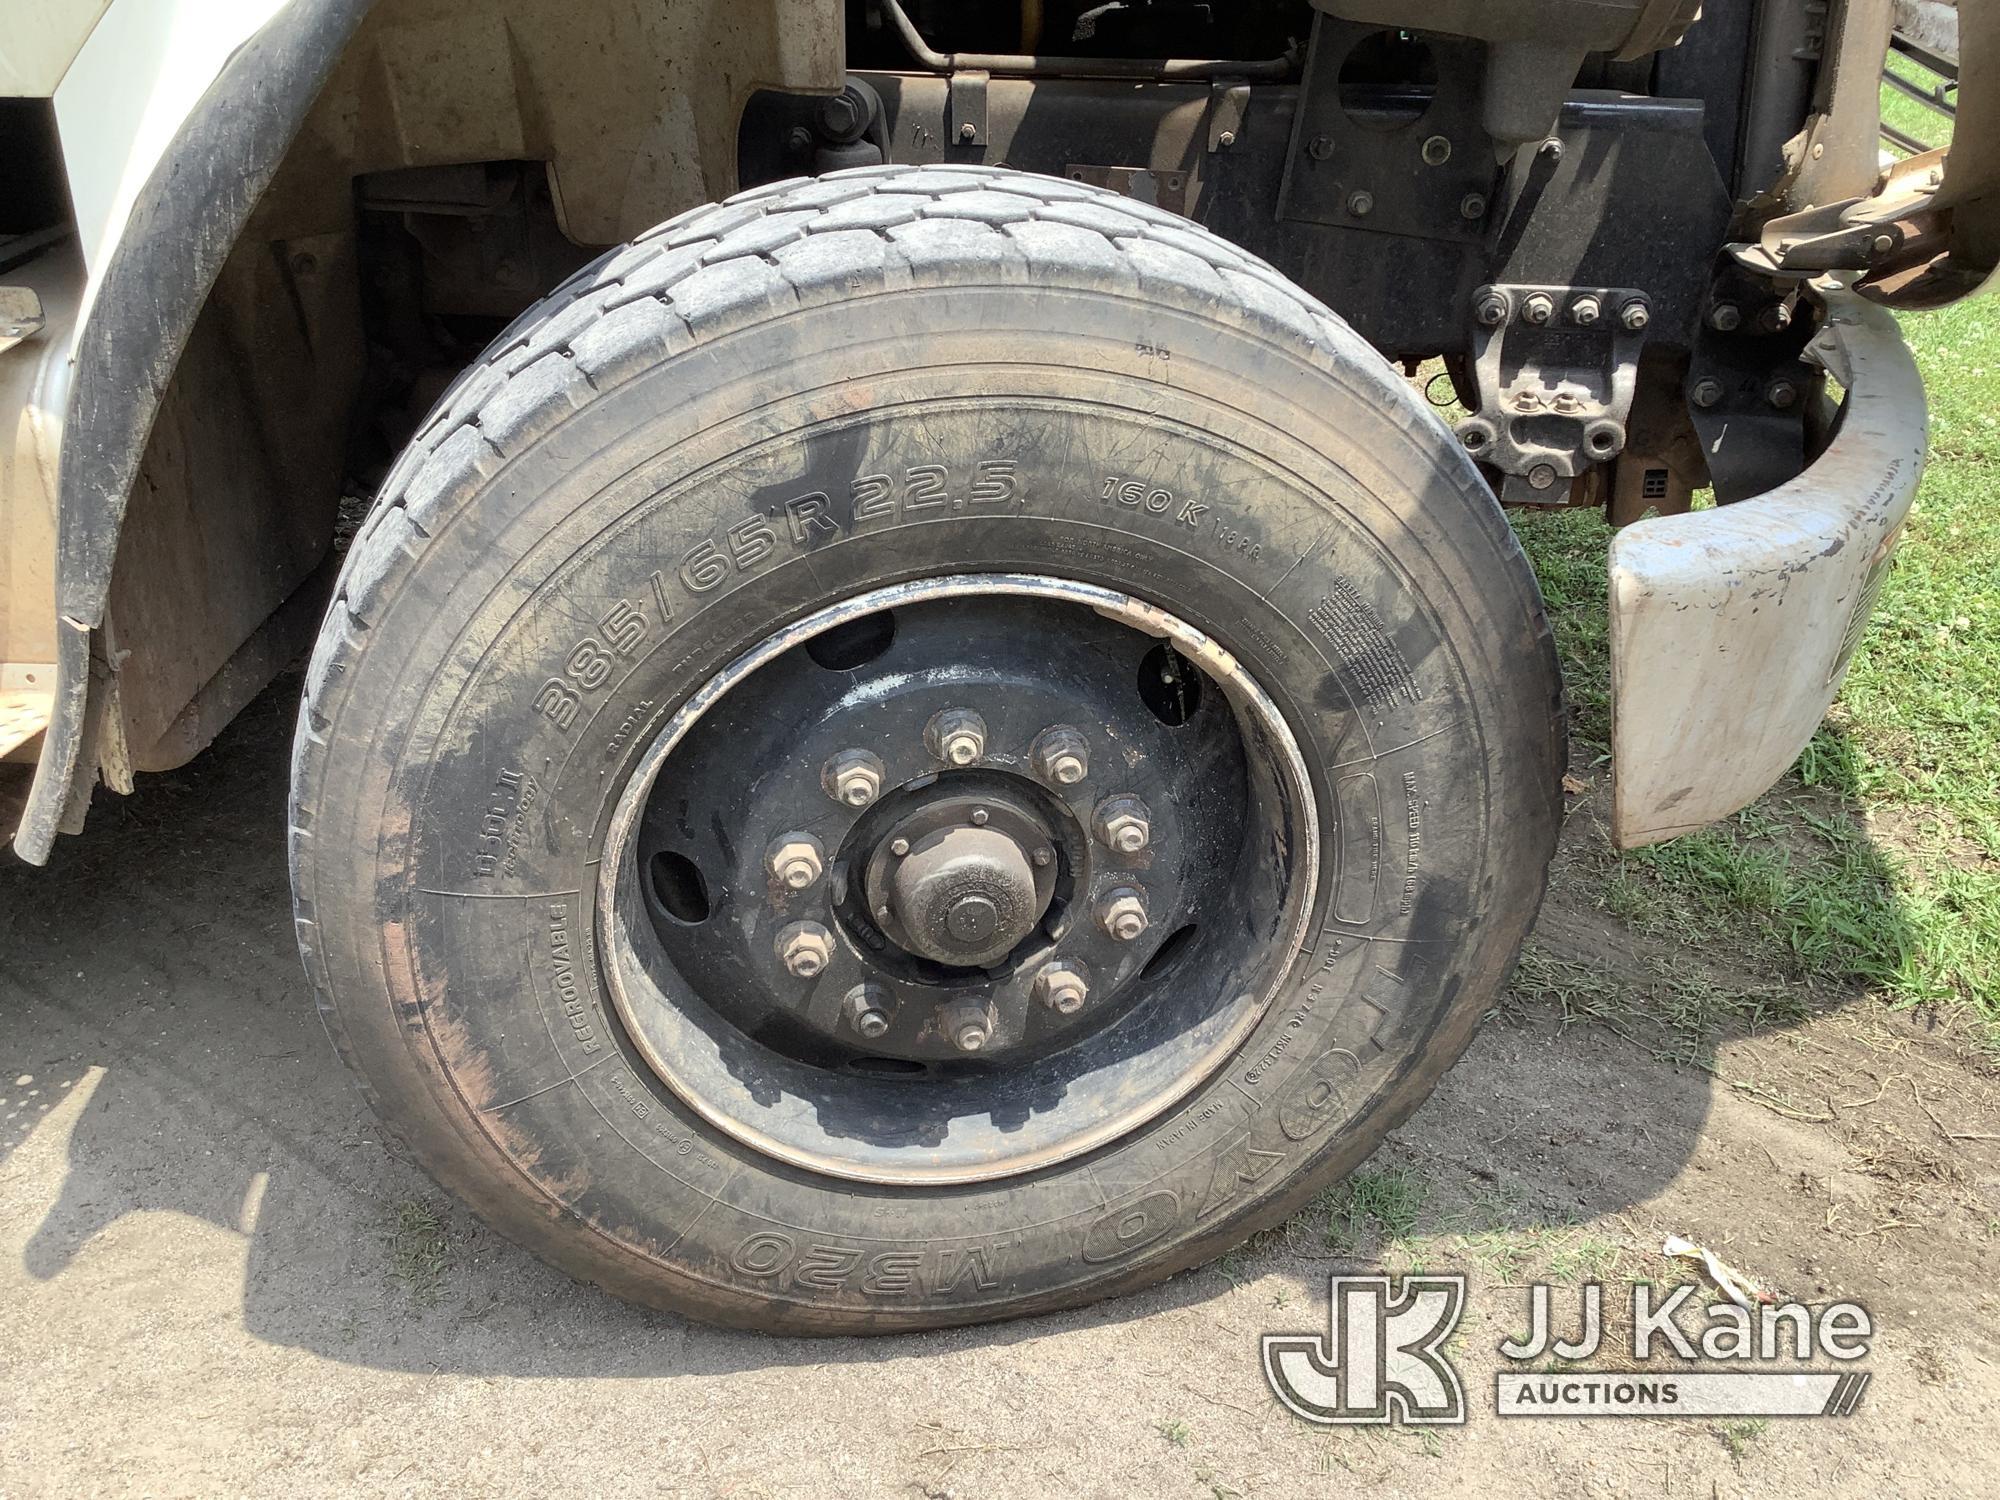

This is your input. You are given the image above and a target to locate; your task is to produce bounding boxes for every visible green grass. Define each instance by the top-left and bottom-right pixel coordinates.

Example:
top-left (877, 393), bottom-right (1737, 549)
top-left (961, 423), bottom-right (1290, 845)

top-left (385, 1198), bottom-right (453, 1302)
top-left (1319, 1166), bottom-right (1426, 1254)
top-left (1716, 1417), bottom-right (1770, 1466)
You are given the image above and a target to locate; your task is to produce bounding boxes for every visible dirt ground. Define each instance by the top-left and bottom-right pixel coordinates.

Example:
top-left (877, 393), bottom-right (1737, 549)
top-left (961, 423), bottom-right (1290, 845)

top-left (3, 683), bottom-right (1997, 1499)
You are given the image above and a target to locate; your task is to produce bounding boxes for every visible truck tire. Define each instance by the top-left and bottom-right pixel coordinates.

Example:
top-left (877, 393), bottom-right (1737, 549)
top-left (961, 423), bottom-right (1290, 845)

top-left (290, 165), bottom-right (1563, 1333)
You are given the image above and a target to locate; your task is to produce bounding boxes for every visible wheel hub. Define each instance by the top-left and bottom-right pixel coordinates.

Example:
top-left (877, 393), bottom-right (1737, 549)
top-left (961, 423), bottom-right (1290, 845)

top-left (866, 790), bottom-right (1056, 969)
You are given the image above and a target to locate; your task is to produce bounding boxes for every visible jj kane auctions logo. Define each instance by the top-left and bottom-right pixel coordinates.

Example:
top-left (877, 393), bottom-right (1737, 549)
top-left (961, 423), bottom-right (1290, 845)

top-left (1264, 1275), bottom-right (1873, 1424)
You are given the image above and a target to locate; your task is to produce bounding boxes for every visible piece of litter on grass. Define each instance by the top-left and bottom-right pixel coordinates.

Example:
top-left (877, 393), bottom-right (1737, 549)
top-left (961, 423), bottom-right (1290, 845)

top-left (1661, 1234), bottom-right (1775, 1309)
top-left (1561, 773), bottom-right (1587, 795)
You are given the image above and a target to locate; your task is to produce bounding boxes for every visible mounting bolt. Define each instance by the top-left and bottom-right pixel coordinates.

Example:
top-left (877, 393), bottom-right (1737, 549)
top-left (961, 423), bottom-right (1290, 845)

top-left (1709, 302), bottom-right (1743, 333)
top-left (890, 836), bottom-right (911, 857)
top-left (1569, 295), bottom-right (1602, 327)
top-left (1421, 134), bottom-right (1452, 167)
top-left (823, 748), bottom-right (885, 808)
top-left (843, 983), bottom-right (893, 1040)
top-left (1030, 725), bottom-right (1090, 787)
top-left (958, 121), bottom-right (976, 142)
top-left (926, 707), bottom-right (987, 767)
top-left (1691, 378), bottom-right (1725, 409)
top-left (1346, 190), bottom-right (1375, 218)
top-left (1459, 192), bottom-right (1487, 221)
top-left (1759, 302), bottom-right (1794, 334)
top-left (1093, 794), bottom-right (1153, 854)
top-left (939, 997), bottom-right (995, 1053)
top-left (1520, 292), bottom-right (1555, 326)
top-left (1473, 288), bottom-right (1511, 327)
top-left (1527, 464), bottom-right (1559, 492)
top-left (766, 833), bottom-right (826, 891)
top-left (1766, 379), bottom-right (1800, 411)
top-left (1619, 300), bottom-right (1651, 332)
top-left (1871, 231), bottom-right (1896, 256)
top-left (1307, 135), bottom-right (1334, 161)
top-left (777, 921), bottom-right (834, 979)
top-left (1538, 137), bottom-right (1565, 162)
top-left (1033, 961), bottom-right (1090, 1016)
top-left (1217, 129), bottom-right (1237, 148)
top-left (1098, 886), bottom-right (1150, 942)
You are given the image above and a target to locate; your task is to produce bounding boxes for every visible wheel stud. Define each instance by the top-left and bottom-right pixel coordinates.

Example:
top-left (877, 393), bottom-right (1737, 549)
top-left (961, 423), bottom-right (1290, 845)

top-left (843, 982), bottom-right (893, 1040)
top-left (926, 707), bottom-right (987, 767)
top-left (1098, 887), bottom-right (1149, 942)
top-left (1093, 794), bottom-right (1152, 854)
top-left (823, 748), bottom-right (885, 808)
top-left (1030, 725), bottom-right (1090, 787)
top-left (1033, 960), bottom-right (1090, 1015)
top-left (766, 832), bottom-right (825, 890)
top-left (939, 996), bottom-right (995, 1053)
top-left (776, 920), bottom-right (834, 978)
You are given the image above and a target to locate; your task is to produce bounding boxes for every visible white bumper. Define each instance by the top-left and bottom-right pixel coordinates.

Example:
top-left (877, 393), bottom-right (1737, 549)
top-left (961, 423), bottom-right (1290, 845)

top-left (1609, 290), bottom-right (1928, 847)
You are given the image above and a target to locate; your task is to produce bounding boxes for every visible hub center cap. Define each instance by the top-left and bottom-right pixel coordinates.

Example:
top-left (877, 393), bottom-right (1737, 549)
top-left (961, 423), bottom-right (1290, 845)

top-left (890, 825), bottom-right (1039, 966)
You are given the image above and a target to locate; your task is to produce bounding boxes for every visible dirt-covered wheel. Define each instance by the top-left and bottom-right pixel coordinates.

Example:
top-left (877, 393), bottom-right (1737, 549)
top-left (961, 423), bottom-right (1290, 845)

top-left (289, 165), bottom-right (1564, 1333)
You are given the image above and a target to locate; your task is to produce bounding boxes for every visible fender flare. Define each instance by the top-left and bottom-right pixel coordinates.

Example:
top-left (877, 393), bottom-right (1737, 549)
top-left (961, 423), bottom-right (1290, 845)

top-left (13, 0), bottom-right (375, 863)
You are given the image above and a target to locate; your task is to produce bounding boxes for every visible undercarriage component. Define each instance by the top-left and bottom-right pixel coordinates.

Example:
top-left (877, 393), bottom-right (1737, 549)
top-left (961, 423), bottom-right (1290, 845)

top-left (1278, 22), bottom-right (1495, 245)
top-left (1312, 0), bottom-right (1705, 153)
top-left (877, 0), bottom-right (1297, 81)
top-left (1455, 282), bottom-right (1651, 504)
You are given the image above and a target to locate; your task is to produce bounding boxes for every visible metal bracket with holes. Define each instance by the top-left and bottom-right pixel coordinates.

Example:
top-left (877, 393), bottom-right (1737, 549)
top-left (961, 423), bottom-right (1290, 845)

top-left (1454, 283), bottom-right (1652, 504)
top-left (948, 68), bottom-right (988, 147)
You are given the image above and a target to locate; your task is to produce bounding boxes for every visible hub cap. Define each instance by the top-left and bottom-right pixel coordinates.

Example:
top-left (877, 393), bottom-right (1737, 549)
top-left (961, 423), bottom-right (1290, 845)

top-left (598, 575), bottom-right (1318, 1183)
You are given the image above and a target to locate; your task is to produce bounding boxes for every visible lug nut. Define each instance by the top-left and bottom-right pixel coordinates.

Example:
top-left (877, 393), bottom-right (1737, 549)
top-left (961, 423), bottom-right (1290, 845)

top-left (1098, 887), bottom-right (1150, 942)
top-left (1569, 295), bottom-right (1602, 327)
top-left (1030, 725), bottom-right (1090, 787)
top-left (1093, 794), bottom-right (1152, 854)
top-left (1033, 961), bottom-right (1090, 1016)
top-left (939, 997), bottom-right (995, 1053)
top-left (767, 832), bottom-right (825, 891)
top-left (1474, 288), bottom-right (1511, 327)
top-left (777, 920), bottom-right (834, 979)
top-left (823, 748), bottom-right (885, 808)
top-left (1620, 299), bottom-right (1651, 333)
top-left (926, 707), bottom-right (987, 767)
top-left (1520, 293), bottom-right (1555, 326)
top-left (843, 983), bottom-right (892, 1039)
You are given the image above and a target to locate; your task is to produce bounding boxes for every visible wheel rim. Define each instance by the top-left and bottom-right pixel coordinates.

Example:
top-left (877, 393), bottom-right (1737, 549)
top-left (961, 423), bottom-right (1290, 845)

top-left (598, 574), bottom-right (1319, 1184)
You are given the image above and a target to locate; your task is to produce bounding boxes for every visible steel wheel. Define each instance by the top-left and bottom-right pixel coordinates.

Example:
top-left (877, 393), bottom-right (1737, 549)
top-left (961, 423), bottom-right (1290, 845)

top-left (600, 575), bottom-right (1317, 1183)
